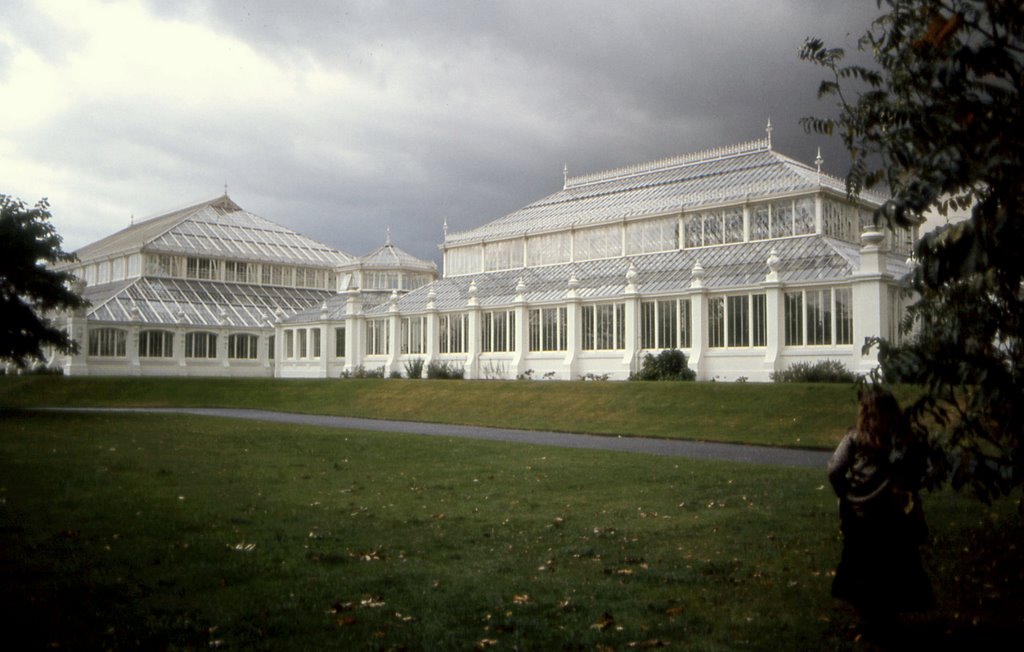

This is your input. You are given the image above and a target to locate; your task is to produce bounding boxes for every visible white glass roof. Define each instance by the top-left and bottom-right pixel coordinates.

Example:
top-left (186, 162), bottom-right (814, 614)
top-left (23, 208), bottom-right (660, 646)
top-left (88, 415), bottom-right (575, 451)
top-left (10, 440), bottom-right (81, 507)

top-left (444, 139), bottom-right (887, 246)
top-left (344, 242), bottom-right (437, 273)
top-left (368, 234), bottom-right (910, 315)
top-left (84, 277), bottom-right (333, 329)
top-left (74, 196), bottom-right (353, 268)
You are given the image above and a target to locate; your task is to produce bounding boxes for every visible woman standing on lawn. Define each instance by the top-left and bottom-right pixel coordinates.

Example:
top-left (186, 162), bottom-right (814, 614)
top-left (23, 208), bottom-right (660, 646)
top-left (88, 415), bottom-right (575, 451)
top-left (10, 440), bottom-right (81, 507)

top-left (828, 386), bottom-right (933, 630)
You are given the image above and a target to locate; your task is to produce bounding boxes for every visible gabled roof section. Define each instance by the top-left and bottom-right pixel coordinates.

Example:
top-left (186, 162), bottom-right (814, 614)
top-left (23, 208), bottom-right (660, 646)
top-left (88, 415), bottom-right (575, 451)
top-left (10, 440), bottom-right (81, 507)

top-left (444, 139), bottom-right (886, 246)
top-left (348, 242), bottom-right (437, 273)
top-left (73, 195), bottom-right (353, 268)
top-left (83, 276), bottom-right (333, 329)
top-left (73, 196), bottom-right (242, 263)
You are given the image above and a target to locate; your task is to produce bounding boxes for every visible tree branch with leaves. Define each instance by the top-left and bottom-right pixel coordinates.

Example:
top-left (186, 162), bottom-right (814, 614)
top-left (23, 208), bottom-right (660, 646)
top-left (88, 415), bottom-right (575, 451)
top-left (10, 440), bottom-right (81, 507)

top-left (801, 0), bottom-right (1024, 502)
top-left (0, 195), bottom-right (88, 370)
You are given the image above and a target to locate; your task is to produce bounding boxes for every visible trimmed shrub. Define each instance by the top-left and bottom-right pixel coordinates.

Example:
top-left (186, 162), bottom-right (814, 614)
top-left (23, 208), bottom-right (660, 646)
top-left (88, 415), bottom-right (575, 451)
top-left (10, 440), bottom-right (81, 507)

top-left (630, 349), bottom-right (696, 381)
top-left (426, 360), bottom-right (465, 380)
top-left (770, 359), bottom-right (858, 383)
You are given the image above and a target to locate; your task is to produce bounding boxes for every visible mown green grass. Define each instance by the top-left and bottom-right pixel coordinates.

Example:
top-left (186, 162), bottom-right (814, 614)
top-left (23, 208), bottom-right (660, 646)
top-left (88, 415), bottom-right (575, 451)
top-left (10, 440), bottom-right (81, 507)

top-left (1, 411), bottom-right (1020, 650)
top-left (0, 376), bottom-right (862, 449)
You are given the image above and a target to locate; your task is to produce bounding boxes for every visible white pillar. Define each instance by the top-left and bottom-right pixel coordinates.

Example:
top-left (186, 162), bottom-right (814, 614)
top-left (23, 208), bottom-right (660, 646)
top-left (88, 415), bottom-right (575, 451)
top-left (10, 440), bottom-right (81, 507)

top-left (128, 322), bottom-right (141, 376)
top-left (465, 281), bottom-right (481, 379)
top-left (688, 262), bottom-right (707, 380)
top-left (344, 292), bottom-right (363, 375)
top-left (851, 228), bottom-right (891, 375)
top-left (563, 274), bottom-right (581, 380)
top-left (762, 248), bottom-right (784, 378)
top-left (64, 312), bottom-right (90, 376)
top-left (512, 278), bottom-right (528, 378)
top-left (621, 263), bottom-right (640, 375)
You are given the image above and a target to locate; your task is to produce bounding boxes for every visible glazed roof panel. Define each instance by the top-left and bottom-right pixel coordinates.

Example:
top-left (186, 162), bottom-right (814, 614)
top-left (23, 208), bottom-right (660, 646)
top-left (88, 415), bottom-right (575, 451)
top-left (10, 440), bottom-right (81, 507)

top-left (146, 206), bottom-right (353, 267)
top-left (444, 140), bottom-right (886, 246)
top-left (72, 196), bottom-right (354, 268)
top-left (346, 242), bottom-right (438, 272)
top-left (366, 235), bottom-right (910, 316)
top-left (84, 277), bottom-right (332, 329)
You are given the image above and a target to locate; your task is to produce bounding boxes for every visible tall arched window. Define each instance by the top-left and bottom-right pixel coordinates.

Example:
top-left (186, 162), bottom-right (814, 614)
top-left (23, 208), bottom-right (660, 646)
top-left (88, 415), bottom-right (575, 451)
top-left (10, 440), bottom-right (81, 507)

top-left (228, 333), bottom-right (258, 359)
top-left (88, 328), bottom-right (127, 357)
top-left (185, 332), bottom-right (218, 358)
top-left (139, 330), bottom-right (174, 358)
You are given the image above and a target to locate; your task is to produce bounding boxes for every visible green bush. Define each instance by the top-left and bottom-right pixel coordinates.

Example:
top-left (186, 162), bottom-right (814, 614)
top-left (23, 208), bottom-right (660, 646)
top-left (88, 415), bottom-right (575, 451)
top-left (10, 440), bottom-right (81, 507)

top-left (630, 349), bottom-right (696, 381)
top-left (770, 359), bottom-right (857, 383)
top-left (404, 358), bottom-right (425, 379)
top-left (340, 365), bottom-right (385, 379)
top-left (426, 360), bottom-right (465, 380)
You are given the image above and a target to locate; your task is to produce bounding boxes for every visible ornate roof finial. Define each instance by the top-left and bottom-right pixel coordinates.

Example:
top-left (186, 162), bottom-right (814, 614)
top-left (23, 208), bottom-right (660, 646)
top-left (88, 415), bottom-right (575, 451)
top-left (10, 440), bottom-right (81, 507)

top-left (223, 182), bottom-right (229, 197)
top-left (766, 247), bottom-right (781, 283)
top-left (766, 118), bottom-right (773, 150)
top-left (443, 218), bottom-right (448, 239)
top-left (563, 163), bottom-right (569, 190)
top-left (690, 260), bottom-right (705, 289)
top-left (815, 147), bottom-right (823, 173)
top-left (130, 213), bottom-right (134, 225)
top-left (386, 225), bottom-right (392, 245)
top-left (624, 262), bottom-right (638, 294)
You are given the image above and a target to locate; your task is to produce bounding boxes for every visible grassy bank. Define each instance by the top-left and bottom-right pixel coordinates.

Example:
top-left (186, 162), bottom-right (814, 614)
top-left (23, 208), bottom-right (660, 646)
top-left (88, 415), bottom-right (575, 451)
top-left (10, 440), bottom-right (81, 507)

top-left (0, 376), bottom-right (862, 449)
top-left (1, 410), bottom-right (1020, 650)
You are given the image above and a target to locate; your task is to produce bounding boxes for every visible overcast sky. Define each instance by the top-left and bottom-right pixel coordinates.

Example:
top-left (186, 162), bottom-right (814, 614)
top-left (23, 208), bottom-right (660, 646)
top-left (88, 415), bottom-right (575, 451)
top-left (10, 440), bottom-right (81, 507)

top-left (1, 0), bottom-right (886, 265)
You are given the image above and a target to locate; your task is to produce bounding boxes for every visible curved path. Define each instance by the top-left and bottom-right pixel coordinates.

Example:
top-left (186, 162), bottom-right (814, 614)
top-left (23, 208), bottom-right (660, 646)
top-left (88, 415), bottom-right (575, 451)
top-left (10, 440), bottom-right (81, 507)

top-left (45, 407), bottom-right (831, 470)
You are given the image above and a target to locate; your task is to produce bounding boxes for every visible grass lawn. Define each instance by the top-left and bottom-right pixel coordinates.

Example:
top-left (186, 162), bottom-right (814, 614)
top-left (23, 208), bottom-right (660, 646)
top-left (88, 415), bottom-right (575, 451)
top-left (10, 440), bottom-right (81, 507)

top-left (1, 410), bottom-right (1020, 650)
top-left (0, 376), bottom-right (866, 449)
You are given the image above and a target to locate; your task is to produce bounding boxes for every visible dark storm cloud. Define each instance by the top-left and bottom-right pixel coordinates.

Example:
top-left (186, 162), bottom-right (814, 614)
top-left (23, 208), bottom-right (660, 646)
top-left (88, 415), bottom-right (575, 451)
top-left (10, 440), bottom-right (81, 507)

top-left (8, 1), bottom-right (884, 265)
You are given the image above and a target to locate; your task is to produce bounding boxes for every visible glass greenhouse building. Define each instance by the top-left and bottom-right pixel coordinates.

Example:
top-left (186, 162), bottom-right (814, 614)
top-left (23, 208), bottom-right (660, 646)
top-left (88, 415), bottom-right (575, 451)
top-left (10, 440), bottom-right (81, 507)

top-left (53, 134), bottom-right (915, 381)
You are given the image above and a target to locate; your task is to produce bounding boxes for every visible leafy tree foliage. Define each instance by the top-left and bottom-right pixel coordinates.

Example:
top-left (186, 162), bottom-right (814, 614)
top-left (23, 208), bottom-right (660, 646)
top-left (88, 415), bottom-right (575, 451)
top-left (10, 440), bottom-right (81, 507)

top-left (801, 1), bottom-right (1023, 501)
top-left (0, 195), bottom-right (87, 369)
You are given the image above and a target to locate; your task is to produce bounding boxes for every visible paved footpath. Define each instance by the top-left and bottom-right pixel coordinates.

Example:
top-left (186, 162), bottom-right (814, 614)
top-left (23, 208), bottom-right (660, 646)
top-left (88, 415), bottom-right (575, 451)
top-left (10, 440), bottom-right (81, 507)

top-left (46, 407), bottom-right (831, 470)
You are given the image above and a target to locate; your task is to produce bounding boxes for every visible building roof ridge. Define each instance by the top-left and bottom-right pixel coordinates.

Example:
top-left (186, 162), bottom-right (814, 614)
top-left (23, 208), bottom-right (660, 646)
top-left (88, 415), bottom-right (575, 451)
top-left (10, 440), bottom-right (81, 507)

top-left (73, 196), bottom-right (241, 261)
top-left (132, 194), bottom-right (241, 229)
top-left (353, 241), bottom-right (437, 271)
top-left (564, 137), bottom-right (770, 190)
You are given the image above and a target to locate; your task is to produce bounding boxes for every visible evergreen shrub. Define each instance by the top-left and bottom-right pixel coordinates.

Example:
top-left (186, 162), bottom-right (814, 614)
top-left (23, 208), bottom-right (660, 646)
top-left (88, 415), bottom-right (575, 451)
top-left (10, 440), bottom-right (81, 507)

top-left (630, 349), bottom-right (696, 381)
top-left (770, 359), bottom-right (857, 383)
top-left (426, 360), bottom-right (465, 380)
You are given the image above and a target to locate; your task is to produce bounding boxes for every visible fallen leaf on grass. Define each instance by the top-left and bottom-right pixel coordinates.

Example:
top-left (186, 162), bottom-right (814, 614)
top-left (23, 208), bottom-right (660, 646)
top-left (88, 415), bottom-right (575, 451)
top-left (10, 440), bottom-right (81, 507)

top-left (512, 594), bottom-right (530, 605)
top-left (591, 612), bottom-right (614, 631)
top-left (628, 640), bottom-right (669, 648)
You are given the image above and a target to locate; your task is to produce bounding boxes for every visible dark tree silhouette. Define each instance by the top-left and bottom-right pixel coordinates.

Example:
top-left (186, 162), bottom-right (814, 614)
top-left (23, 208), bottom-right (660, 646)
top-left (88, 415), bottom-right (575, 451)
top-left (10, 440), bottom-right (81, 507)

top-left (802, 0), bottom-right (1024, 501)
top-left (1, 195), bottom-right (88, 369)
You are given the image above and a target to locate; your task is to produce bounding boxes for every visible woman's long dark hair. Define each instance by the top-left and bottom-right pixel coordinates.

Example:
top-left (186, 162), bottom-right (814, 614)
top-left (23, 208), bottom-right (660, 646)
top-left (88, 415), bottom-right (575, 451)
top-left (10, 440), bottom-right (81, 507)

top-left (855, 387), bottom-right (905, 451)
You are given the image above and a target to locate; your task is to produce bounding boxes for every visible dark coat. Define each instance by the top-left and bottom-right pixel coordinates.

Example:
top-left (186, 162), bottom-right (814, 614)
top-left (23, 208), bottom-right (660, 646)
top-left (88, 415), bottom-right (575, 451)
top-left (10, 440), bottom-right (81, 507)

top-left (828, 430), bottom-right (932, 614)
